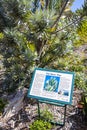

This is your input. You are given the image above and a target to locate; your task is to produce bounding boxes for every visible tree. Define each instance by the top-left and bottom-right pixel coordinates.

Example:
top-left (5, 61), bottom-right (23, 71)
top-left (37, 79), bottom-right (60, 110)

top-left (0, 0), bottom-right (87, 92)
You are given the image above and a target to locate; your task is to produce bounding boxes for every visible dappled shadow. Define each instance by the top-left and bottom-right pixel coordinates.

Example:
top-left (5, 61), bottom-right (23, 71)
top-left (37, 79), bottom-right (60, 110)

top-left (67, 113), bottom-right (87, 130)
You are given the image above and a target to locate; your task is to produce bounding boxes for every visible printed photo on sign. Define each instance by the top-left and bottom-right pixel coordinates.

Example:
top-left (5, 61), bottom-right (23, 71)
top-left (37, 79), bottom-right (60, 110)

top-left (43, 75), bottom-right (60, 92)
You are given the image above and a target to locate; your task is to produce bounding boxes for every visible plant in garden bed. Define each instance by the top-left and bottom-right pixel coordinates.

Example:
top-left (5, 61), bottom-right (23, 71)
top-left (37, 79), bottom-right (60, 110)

top-left (29, 119), bottom-right (52, 130)
top-left (75, 72), bottom-right (87, 92)
top-left (81, 93), bottom-right (87, 120)
top-left (40, 108), bottom-right (53, 121)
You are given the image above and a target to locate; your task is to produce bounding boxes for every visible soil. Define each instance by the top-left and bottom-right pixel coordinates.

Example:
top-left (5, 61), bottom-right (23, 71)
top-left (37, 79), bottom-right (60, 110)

top-left (0, 88), bottom-right (87, 130)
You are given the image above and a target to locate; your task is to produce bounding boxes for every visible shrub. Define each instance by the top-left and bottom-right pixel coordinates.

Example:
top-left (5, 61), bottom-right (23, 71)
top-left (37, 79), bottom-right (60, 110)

top-left (29, 119), bottom-right (52, 130)
top-left (0, 98), bottom-right (7, 113)
top-left (40, 108), bottom-right (53, 121)
top-left (75, 72), bottom-right (87, 92)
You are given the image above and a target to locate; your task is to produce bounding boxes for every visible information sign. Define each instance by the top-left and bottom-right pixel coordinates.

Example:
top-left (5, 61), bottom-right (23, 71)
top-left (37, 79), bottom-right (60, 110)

top-left (28, 68), bottom-right (74, 105)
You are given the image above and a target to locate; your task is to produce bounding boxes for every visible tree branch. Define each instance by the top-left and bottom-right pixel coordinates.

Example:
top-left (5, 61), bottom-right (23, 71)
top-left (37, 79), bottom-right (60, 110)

top-left (52, 15), bottom-right (84, 34)
top-left (51, 0), bottom-right (70, 28)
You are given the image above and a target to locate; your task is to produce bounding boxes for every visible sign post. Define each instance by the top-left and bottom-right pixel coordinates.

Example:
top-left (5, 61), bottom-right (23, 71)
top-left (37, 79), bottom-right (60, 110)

top-left (37, 100), bottom-right (67, 126)
top-left (27, 68), bottom-right (74, 125)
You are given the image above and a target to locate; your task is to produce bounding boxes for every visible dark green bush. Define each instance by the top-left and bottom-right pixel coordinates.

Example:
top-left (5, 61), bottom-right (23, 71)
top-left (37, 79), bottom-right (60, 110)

top-left (0, 98), bottom-right (7, 113)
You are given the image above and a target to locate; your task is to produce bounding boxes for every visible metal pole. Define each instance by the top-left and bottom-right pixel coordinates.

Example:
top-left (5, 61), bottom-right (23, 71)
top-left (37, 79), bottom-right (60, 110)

top-left (37, 100), bottom-right (40, 118)
top-left (63, 105), bottom-right (67, 125)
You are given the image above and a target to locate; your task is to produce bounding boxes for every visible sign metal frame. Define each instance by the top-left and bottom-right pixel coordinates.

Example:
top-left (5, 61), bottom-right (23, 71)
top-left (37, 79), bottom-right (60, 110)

top-left (27, 68), bottom-right (74, 125)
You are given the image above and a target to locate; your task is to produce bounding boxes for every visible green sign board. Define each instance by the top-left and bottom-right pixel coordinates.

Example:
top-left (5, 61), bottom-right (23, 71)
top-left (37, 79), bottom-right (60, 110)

top-left (28, 68), bottom-right (74, 105)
